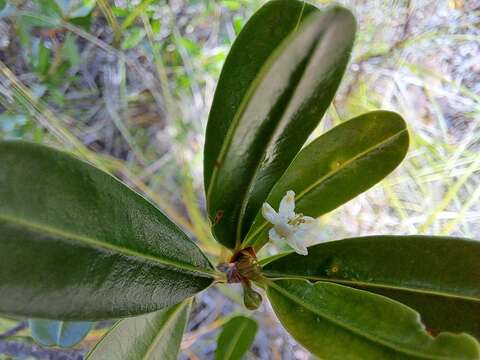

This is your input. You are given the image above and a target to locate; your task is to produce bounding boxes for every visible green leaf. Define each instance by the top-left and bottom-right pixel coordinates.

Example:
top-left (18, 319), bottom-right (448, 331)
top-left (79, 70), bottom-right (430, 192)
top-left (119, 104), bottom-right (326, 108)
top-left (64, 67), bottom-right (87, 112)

top-left (204, 1), bottom-right (355, 249)
top-left (86, 300), bottom-right (191, 360)
top-left (62, 33), bottom-right (80, 66)
top-left (0, 141), bottom-right (214, 320)
top-left (0, 0), bottom-right (6, 12)
top-left (222, 0), bottom-right (241, 11)
top-left (58, 0), bottom-right (96, 19)
top-left (29, 319), bottom-right (93, 348)
top-left (121, 27), bottom-right (146, 50)
top-left (38, 0), bottom-right (63, 17)
top-left (33, 39), bottom-right (51, 75)
top-left (205, 0), bottom-right (317, 194)
top-left (263, 235), bottom-right (480, 339)
top-left (244, 110), bottom-right (409, 249)
top-left (215, 315), bottom-right (258, 360)
top-left (120, 0), bottom-right (153, 31)
top-left (266, 279), bottom-right (480, 360)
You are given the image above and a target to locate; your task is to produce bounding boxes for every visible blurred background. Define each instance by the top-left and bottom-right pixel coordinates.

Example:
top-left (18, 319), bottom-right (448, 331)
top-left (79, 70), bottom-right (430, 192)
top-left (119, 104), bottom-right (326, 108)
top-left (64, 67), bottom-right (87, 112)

top-left (0, 0), bottom-right (479, 358)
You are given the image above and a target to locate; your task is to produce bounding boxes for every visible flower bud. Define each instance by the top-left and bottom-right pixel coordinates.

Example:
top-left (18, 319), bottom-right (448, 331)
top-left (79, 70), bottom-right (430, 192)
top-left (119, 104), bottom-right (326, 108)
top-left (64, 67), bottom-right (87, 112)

top-left (243, 283), bottom-right (262, 310)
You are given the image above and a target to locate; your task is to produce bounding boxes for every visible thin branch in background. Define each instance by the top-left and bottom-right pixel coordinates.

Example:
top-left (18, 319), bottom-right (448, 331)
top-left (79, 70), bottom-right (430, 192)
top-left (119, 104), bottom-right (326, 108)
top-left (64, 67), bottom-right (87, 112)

top-left (0, 340), bottom-right (85, 360)
top-left (0, 60), bottom-right (104, 169)
top-left (96, 0), bottom-right (121, 47)
top-left (0, 321), bottom-right (27, 340)
top-left (141, 13), bottom-right (177, 122)
top-left (121, 0), bottom-right (154, 31)
top-left (103, 56), bottom-right (147, 165)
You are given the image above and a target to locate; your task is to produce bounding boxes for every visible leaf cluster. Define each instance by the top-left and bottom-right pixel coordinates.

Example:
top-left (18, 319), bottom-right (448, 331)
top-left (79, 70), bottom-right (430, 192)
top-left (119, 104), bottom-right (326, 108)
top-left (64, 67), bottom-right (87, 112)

top-left (0, 1), bottom-right (478, 359)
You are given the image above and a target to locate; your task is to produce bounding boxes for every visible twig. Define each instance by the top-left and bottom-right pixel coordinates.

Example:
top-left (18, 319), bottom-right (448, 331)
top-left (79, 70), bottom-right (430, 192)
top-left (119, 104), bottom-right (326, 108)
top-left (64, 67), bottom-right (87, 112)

top-left (0, 340), bottom-right (85, 360)
top-left (0, 321), bottom-right (28, 339)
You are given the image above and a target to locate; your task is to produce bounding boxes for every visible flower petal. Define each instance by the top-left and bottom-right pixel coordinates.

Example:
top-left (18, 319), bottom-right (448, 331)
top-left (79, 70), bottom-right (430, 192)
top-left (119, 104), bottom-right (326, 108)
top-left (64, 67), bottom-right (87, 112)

top-left (275, 222), bottom-right (295, 239)
top-left (298, 216), bottom-right (316, 231)
top-left (262, 203), bottom-right (280, 225)
top-left (268, 228), bottom-right (284, 244)
top-left (303, 216), bottom-right (316, 223)
top-left (288, 235), bottom-right (308, 256)
top-left (279, 190), bottom-right (296, 219)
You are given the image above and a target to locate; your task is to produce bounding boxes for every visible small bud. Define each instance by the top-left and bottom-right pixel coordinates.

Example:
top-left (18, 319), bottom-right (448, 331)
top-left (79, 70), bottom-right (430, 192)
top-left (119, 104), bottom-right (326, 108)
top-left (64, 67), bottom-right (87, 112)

top-left (243, 283), bottom-right (262, 310)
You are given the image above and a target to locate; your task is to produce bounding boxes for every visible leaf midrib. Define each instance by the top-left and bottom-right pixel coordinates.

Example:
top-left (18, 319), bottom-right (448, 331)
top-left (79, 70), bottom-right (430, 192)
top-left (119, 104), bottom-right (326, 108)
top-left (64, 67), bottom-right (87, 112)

top-left (296, 129), bottom-right (407, 200)
top-left (205, 11), bottom-right (319, 209)
top-left (244, 128), bottom-right (408, 247)
top-left (205, 32), bottom-right (283, 207)
top-left (263, 272), bottom-right (480, 302)
top-left (235, 28), bottom-right (324, 248)
top-left (57, 321), bottom-right (66, 346)
top-left (0, 213), bottom-right (214, 277)
top-left (268, 281), bottom-right (463, 360)
top-left (223, 320), bottom-right (248, 360)
top-left (142, 302), bottom-right (188, 360)
top-left (85, 319), bottom-right (124, 359)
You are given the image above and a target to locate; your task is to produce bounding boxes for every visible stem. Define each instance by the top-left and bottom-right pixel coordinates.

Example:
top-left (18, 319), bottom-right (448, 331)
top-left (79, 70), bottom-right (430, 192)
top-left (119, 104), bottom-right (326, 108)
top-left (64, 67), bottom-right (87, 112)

top-left (0, 321), bottom-right (28, 339)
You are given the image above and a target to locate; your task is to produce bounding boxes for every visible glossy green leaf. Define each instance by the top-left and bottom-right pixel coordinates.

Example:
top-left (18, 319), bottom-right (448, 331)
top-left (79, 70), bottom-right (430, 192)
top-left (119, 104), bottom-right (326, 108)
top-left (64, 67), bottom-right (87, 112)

top-left (267, 279), bottom-right (480, 360)
top-left (215, 315), bottom-right (258, 360)
top-left (29, 319), bottom-right (93, 348)
top-left (204, 0), bottom-right (318, 191)
top-left (244, 111), bottom-right (409, 249)
top-left (205, 1), bottom-right (356, 249)
top-left (86, 300), bottom-right (191, 360)
top-left (263, 235), bottom-right (480, 339)
top-left (0, 141), bottom-right (214, 320)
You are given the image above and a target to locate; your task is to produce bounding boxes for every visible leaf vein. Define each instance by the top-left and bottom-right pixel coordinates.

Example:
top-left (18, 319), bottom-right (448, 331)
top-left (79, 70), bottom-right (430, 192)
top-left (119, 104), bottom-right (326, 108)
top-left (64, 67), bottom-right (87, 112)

top-left (0, 214), bottom-right (214, 277)
top-left (268, 281), bottom-right (459, 360)
top-left (244, 128), bottom-right (407, 246)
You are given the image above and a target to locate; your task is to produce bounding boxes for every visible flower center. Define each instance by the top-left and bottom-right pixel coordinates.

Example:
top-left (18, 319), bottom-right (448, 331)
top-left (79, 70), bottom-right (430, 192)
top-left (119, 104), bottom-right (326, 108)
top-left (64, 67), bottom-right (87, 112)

top-left (288, 213), bottom-right (305, 226)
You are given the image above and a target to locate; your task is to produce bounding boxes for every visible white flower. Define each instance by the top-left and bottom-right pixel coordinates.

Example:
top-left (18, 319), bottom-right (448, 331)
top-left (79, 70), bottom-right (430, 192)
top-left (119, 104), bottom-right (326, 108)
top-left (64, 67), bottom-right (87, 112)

top-left (262, 190), bottom-right (316, 255)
